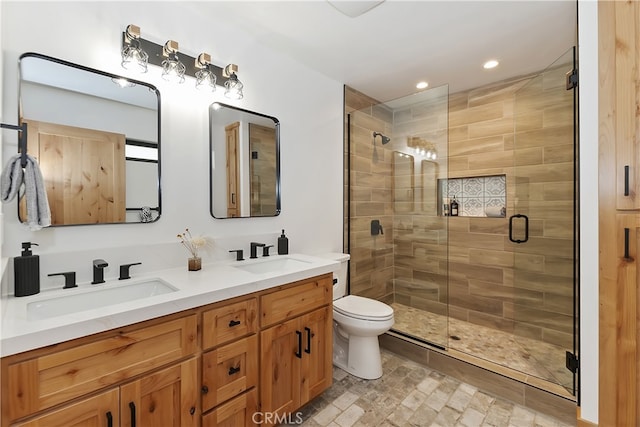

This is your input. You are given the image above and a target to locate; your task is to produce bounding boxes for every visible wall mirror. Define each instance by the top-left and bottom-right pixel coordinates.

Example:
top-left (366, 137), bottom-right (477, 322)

top-left (209, 102), bottom-right (280, 218)
top-left (18, 53), bottom-right (161, 225)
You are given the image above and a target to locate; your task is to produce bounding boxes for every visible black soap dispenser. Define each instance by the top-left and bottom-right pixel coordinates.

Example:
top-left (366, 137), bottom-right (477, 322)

top-left (278, 230), bottom-right (289, 255)
top-left (14, 242), bottom-right (40, 297)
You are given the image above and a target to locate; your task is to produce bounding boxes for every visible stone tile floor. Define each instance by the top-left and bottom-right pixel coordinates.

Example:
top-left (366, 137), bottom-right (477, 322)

top-left (289, 350), bottom-right (574, 427)
top-left (391, 303), bottom-right (573, 390)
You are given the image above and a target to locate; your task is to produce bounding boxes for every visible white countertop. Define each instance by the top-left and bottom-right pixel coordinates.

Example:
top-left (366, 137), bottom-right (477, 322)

top-left (0, 254), bottom-right (340, 357)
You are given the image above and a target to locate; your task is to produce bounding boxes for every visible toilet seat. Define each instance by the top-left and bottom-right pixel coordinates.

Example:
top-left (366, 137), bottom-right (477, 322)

top-left (333, 295), bottom-right (394, 321)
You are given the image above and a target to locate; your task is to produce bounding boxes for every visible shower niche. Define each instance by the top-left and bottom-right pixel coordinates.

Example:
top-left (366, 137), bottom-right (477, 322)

top-left (438, 175), bottom-right (506, 217)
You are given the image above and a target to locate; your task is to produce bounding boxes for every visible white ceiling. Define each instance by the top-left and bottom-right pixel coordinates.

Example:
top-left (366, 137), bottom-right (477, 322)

top-left (204, 0), bottom-right (577, 102)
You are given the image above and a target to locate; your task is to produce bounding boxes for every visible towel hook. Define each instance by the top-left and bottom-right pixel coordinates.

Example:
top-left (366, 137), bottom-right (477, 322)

top-left (0, 122), bottom-right (28, 168)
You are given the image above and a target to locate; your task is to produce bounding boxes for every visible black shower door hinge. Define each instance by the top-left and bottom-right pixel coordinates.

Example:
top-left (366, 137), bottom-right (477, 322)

top-left (566, 69), bottom-right (578, 90)
top-left (566, 351), bottom-right (579, 373)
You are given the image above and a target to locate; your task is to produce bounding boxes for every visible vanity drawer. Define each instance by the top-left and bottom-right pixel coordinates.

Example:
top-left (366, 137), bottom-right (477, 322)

top-left (202, 298), bottom-right (258, 349)
top-left (202, 388), bottom-right (258, 427)
top-left (4, 314), bottom-right (197, 423)
top-left (260, 274), bottom-right (332, 327)
top-left (202, 335), bottom-right (258, 412)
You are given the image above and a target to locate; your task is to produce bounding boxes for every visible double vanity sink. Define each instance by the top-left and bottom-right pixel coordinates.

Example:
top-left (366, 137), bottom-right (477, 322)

top-left (1, 254), bottom-right (336, 357)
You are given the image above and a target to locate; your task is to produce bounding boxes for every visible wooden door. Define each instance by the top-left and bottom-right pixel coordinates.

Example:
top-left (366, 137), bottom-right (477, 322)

top-left (300, 307), bottom-right (333, 404)
top-left (225, 122), bottom-right (240, 217)
top-left (120, 358), bottom-right (198, 427)
top-left (259, 317), bottom-right (301, 420)
top-left (23, 119), bottom-right (126, 225)
top-left (14, 389), bottom-right (119, 427)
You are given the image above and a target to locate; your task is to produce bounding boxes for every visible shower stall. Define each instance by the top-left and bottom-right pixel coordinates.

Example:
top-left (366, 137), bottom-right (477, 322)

top-left (344, 47), bottom-right (577, 396)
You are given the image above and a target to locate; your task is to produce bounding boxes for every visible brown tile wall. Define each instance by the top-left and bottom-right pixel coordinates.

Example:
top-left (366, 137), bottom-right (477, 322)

top-left (344, 61), bottom-right (574, 350)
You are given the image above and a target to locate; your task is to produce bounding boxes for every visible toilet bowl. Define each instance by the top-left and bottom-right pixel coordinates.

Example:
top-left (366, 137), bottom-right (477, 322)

top-left (321, 253), bottom-right (394, 380)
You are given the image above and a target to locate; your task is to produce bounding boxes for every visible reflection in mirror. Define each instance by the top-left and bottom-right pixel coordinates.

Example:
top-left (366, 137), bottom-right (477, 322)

top-left (393, 151), bottom-right (414, 213)
top-left (18, 53), bottom-right (161, 225)
top-left (209, 102), bottom-right (280, 218)
top-left (421, 160), bottom-right (438, 214)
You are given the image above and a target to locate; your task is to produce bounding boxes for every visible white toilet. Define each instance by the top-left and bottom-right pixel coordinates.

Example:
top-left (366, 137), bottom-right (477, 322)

top-left (325, 253), bottom-right (394, 380)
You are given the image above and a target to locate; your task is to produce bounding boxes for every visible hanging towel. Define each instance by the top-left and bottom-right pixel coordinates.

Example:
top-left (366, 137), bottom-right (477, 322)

top-left (1, 154), bottom-right (51, 230)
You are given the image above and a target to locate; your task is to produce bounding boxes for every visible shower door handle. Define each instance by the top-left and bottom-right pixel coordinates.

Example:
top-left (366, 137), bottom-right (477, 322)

top-left (509, 214), bottom-right (529, 244)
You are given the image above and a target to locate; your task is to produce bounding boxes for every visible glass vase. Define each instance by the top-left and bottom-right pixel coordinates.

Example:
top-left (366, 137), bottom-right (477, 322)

top-left (188, 256), bottom-right (202, 271)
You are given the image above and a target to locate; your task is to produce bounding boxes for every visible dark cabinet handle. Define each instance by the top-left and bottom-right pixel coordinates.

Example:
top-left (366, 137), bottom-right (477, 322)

top-left (129, 402), bottom-right (136, 427)
top-left (190, 406), bottom-right (196, 416)
top-left (201, 385), bottom-right (209, 394)
top-left (295, 330), bottom-right (302, 358)
top-left (228, 319), bottom-right (241, 327)
top-left (106, 411), bottom-right (113, 427)
top-left (304, 327), bottom-right (311, 354)
top-left (508, 214), bottom-right (529, 244)
top-left (625, 165), bottom-right (630, 196)
top-left (624, 228), bottom-right (634, 260)
top-left (228, 366), bottom-right (241, 375)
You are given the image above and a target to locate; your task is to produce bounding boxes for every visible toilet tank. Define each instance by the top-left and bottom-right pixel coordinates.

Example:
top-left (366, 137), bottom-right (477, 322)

top-left (318, 253), bottom-right (350, 300)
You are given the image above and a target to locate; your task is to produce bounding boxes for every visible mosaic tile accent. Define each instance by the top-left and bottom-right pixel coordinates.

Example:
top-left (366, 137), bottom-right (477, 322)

top-left (440, 175), bottom-right (506, 217)
top-left (292, 349), bottom-right (574, 427)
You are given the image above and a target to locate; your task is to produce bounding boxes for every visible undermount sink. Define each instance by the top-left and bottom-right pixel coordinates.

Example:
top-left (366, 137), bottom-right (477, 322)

top-left (27, 278), bottom-right (177, 321)
top-left (234, 256), bottom-right (312, 274)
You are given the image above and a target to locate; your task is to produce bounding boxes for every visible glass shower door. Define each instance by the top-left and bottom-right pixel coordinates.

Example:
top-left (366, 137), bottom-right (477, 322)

top-left (511, 47), bottom-right (577, 394)
top-left (345, 85), bottom-right (449, 349)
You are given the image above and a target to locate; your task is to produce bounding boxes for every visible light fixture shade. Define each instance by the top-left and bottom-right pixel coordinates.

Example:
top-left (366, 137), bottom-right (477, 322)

top-left (195, 68), bottom-right (216, 92)
top-left (121, 45), bottom-right (148, 73)
top-left (121, 24), bottom-right (148, 73)
top-left (224, 74), bottom-right (244, 100)
top-left (161, 54), bottom-right (186, 84)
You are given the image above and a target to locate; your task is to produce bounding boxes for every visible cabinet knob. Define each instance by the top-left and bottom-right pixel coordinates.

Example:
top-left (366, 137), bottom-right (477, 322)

top-left (201, 385), bottom-right (209, 394)
top-left (228, 366), bottom-right (241, 375)
top-left (229, 319), bottom-right (241, 327)
top-left (190, 406), bottom-right (196, 416)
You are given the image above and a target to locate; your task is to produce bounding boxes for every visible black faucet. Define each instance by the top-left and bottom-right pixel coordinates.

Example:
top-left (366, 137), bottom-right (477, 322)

top-left (91, 259), bottom-right (108, 284)
top-left (250, 242), bottom-right (266, 259)
top-left (119, 262), bottom-right (142, 280)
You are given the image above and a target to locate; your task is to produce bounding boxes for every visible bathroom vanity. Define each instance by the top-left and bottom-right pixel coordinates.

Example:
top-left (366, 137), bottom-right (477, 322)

top-left (0, 255), bottom-right (337, 427)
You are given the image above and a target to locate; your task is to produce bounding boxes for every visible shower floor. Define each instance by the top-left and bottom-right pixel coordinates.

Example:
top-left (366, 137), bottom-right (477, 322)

top-left (390, 303), bottom-right (573, 392)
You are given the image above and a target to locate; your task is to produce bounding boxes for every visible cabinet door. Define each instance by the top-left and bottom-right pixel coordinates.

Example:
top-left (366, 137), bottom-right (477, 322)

top-left (613, 1), bottom-right (640, 210)
top-left (260, 317), bottom-right (301, 417)
top-left (14, 389), bottom-right (119, 427)
top-left (120, 358), bottom-right (198, 427)
top-left (300, 307), bottom-right (333, 403)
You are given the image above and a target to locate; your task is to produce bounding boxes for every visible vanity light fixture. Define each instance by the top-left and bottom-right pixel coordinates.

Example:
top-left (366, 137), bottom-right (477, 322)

top-left (121, 25), bottom-right (149, 73)
top-left (223, 64), bottom-right (244, 100)
top-left (161, 40), bottom-right (186, 84)
top-left (408, 136), bottom-right (438, 161)
top-left (195, 53), bottom-right (216, 92)
top-left (416, 81), bottom-right (429, 89)
top-left (119, 24), bottom-right (243, 95)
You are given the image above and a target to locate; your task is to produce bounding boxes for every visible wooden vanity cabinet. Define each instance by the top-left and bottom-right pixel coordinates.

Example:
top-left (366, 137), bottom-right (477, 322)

top-left (259, 275), bottom-right (333, 422)
top-left (2, 314), bottom-right (198, 426)
top-left (1, 273), bottom-right (334, 427)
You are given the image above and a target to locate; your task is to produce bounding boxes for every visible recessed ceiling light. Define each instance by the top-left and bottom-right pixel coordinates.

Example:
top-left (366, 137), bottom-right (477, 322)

top-left (416, 81), bottom-right (429, 89)
top-left (483, 60), bottom-right (499, 69)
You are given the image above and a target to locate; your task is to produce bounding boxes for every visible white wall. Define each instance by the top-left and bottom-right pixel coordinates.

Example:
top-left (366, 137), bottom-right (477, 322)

top-left (1, 2), bottom-right (344, 289)
top-left (578, 1), bottom-right (598, 422)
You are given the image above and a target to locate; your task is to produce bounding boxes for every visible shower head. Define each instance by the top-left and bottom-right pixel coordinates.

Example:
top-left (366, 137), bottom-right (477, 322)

top-left (373, 131), bottom-right (391, 145)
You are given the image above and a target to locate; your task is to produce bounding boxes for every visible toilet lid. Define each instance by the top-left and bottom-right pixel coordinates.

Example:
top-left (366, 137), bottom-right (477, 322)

top-left (333, 295), bottom-right (394, 321)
